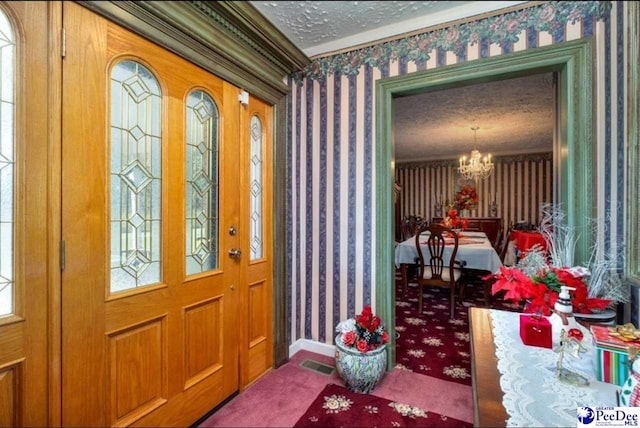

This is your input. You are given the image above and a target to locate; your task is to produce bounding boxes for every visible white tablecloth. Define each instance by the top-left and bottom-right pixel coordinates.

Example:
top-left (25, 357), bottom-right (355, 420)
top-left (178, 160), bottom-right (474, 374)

top-left (490, 309), bottom-right (619, 427)
top-left (394, 231), bottom-right (503, 273)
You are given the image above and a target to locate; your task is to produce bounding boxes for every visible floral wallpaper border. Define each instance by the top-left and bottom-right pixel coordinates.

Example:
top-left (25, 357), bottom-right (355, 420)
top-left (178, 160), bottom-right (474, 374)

top-left (292, 1), bottom-right (611, 83)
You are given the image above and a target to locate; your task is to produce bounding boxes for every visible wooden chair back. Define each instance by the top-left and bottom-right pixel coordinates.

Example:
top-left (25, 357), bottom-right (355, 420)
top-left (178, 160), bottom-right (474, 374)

top-left (415, 223), bottom-right (459, 284)
top-left (401, 215), bottom-right (426, 241)
top-left (415, 223), bottom-right (460, 319)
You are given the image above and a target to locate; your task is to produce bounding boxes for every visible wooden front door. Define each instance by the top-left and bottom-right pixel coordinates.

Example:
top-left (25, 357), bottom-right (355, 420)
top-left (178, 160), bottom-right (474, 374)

top-left (0, 2), bottom-right (51, 426)
top-left (240, 95), bottom-right (273, 387)
top-left (61, 3), bottom-right (242, 425)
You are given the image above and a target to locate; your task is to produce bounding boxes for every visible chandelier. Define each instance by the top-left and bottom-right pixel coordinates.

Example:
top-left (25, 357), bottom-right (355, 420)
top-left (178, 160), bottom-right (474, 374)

top-left (458, 126), bottom-right (494, 180)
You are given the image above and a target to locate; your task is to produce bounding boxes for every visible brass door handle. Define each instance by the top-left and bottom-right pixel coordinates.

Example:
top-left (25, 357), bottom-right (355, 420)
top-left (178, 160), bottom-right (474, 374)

top-left (228, 248), bottom-right (242, 259)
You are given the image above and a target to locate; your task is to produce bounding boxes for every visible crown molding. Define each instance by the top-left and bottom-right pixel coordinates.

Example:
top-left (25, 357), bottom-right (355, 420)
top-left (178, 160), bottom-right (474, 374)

top-left (79, 0), bottom-right (310, 103)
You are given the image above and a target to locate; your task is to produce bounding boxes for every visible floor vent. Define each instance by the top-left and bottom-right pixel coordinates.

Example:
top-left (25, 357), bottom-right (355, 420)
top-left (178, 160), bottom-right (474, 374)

top-left (300, 359), bottom-right (335, 376)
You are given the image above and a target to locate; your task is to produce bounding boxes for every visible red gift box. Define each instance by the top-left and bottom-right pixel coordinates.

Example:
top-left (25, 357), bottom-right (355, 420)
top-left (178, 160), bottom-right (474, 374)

top-left (519, 314), bottom-right (552, 348)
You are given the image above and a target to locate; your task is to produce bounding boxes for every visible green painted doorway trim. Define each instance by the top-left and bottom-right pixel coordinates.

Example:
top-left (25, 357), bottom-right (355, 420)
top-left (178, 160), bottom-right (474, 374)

top-left (375, 38), bottom-right (595, 369)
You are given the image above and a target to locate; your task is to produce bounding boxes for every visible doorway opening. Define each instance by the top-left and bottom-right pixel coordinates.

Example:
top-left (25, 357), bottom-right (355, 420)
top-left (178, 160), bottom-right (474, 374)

top-left (375, 38), bottom-right (595, 368)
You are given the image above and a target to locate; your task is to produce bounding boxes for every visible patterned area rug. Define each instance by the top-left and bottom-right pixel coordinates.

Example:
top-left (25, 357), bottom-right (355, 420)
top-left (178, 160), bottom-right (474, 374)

top-left (294, 383), bottom-right (471, 428)
top-left (394, 271), bottom-right (520, 385)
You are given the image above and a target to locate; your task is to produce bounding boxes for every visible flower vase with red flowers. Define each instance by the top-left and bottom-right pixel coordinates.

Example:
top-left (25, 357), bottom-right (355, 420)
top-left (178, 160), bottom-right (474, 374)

top-left (335, 306), bottom-right (389, 393)
top-left (441, 209), bottom-right (469, 231)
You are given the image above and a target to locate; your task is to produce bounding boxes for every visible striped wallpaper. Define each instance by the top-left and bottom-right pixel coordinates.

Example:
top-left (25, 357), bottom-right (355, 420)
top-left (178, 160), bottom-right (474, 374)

top-left (287, 1), bottom-right (633, 347)
top-left (396, 154), bottom-right (554, 236)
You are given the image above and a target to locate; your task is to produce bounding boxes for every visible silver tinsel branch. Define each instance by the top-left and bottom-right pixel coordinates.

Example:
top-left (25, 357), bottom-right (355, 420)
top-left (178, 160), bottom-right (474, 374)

top-left (516, 245), bottom-right (548, 278)
top-left (536, 203), bottom-right (629, 304)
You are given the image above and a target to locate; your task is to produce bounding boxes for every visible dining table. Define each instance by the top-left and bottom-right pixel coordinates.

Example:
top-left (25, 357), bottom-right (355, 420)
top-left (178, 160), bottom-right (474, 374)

top-left (394, 230), bottom-right (503, 297)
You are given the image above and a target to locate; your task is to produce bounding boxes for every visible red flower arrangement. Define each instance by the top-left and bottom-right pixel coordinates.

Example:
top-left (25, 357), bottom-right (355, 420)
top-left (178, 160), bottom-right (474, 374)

top-left (456, 184), bottom-right (478, 210)
top-left (441, 209), bottom-right (469, 230)
top-left (336, 306), bottom-right (389, 352)
top-left (489, 266), bottom-right (611, 316)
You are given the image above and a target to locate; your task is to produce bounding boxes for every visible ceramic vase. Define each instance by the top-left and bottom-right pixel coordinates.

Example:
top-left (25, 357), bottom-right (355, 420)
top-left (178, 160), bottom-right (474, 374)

top-left (334, 334), bottom-right (387, 394)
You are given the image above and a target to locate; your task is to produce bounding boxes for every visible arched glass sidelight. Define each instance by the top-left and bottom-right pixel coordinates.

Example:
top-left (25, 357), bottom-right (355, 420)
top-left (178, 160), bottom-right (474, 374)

top-left (0, 9), bottom-right (15, 316)
top-left (185, 90), bottom-right (219, 275)
top-left (249, 115), bottom-right (263, 260)
top-left (109, 60), bottom-right (162, 293)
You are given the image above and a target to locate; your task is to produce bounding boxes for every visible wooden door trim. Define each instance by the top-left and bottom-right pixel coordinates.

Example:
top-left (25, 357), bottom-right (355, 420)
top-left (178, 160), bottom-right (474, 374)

top-left (272, 95), bottom-right (289, 367)
top-left (47, 1), bottom-right (63, 426)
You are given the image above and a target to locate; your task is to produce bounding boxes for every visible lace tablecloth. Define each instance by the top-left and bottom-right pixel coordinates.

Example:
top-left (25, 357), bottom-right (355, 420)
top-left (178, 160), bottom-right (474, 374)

top-left (489, 309), bottom-right (619, 427)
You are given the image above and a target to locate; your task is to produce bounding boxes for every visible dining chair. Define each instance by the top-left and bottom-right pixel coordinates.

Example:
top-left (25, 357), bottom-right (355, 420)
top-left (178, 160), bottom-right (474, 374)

top-left (459, 267), bottom-right (491, 306)
top-left (492, 221), bottom-right (504, 250)
top-left (499, 225), bottom-right (514, 263)
top-left (414, 223), bottom-right (462, 319)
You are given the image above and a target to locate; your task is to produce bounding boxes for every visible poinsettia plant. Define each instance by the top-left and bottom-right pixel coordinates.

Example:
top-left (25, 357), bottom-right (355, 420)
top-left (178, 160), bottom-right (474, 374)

top-left (487, 203), bottom-right (629, 315)
top-left (489, 265), bottom-right (611, 316)
top-left (336, 306), bottom-right (389, 352)
top-left (441, 209), bottom-right (469, 230)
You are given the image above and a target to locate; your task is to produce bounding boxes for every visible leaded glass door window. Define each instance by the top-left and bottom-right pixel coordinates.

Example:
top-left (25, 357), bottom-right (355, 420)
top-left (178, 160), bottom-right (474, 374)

top-left (249, 115), bottom-right (263, 260)
top-left (109, 60), bottom-right (162, 293)
top-left (185, 90), bottom-right (219, 275)
top-left (0, 10), bottom-right (14, 316)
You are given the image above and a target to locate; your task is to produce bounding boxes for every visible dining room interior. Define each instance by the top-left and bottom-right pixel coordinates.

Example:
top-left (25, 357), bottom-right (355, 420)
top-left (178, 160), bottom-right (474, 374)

top-left (393, 72), bottom-right (555, 245)
top-left (393, 71), bottom-right (556, 307)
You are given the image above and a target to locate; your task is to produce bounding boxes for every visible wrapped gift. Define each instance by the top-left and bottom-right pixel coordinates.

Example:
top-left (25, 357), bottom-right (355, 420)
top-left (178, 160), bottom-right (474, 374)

top-left (591, 325), bottom-right (633, 386)
top-left (519, 314), bottom-right (552, 348)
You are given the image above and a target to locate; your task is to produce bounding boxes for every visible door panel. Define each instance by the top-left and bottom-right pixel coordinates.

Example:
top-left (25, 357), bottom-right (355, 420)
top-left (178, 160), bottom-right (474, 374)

top-left (240, 95), bottom-right (273, 388)
top-left (0, 2), bottom-right (50, 426)
top-left (62, 3), bottom-right (240, 426)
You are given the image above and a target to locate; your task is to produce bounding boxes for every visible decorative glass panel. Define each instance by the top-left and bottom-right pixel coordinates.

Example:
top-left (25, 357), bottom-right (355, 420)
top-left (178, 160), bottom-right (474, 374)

top-left (185, 90), bottom-right (219, 275)
top-left (110, 60), bottom-right (162, 293)
top-left (0, 10), bottom-right (14, 316)
top-left (249, 115), bottom-right (263, 260)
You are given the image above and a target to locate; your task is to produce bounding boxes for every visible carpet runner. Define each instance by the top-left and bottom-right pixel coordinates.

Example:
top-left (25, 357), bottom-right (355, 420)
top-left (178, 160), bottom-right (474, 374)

top-left (294, 383), bottom-right (471, 428)
top-left (394, 271), bottom-right (520, 386)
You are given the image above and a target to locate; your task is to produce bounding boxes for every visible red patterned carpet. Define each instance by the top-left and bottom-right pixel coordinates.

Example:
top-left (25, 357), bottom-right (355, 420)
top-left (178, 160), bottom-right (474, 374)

top-left (294, 383), bottom-right (471, 428)
top-left (394, 270), bottom-right (520, 385)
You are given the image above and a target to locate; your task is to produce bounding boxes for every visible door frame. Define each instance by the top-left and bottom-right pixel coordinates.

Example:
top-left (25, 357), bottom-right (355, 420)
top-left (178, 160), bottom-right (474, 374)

top-left (375, 38), bottom-right (595, 368)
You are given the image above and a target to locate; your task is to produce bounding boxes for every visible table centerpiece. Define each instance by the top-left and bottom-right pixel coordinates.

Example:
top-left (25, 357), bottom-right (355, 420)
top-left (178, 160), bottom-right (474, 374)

top-left (486, 203), bottom-right (628, 317)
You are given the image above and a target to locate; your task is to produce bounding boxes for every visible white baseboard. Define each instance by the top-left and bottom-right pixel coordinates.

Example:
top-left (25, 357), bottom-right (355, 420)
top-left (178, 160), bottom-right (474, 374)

top-left (289, 339), bottom-right (336, 358)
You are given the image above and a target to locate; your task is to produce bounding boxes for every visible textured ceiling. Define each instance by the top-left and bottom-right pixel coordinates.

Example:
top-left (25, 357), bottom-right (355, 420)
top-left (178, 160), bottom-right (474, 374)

top-left (393, 73), bottom-right (555, 162)
top-left (250, 1), bottom-right (527, 57)
top-left (249, 1), bottom-right (553, 161)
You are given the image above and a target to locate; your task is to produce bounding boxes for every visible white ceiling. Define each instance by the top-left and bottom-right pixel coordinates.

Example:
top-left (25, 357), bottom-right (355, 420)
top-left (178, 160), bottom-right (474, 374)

top-left (250, 1), bottom-right (528, 57)
top-left (393, 73), bottom-right (555, 162)
top-left (250, 1), bottom-right (552, 161)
